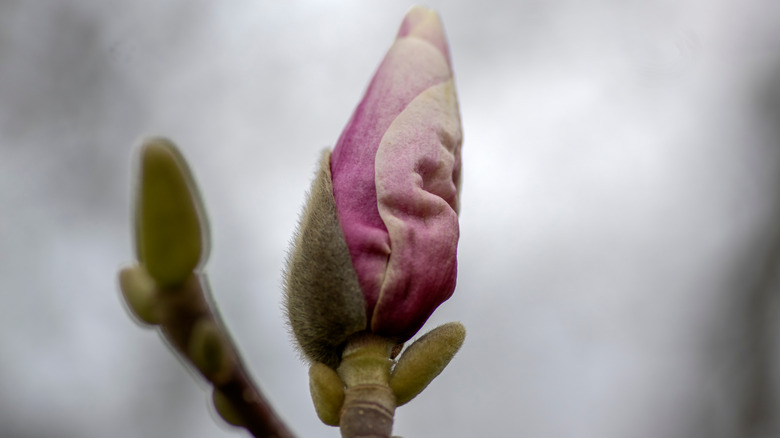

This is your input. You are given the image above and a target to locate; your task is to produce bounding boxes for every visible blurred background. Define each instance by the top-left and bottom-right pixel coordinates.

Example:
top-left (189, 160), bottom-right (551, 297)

top-left (2, 1), bottom-right (780, 437)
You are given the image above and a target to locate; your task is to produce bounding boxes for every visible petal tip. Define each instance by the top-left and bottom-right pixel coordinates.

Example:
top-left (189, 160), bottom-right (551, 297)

top-left (397, 6), bottom-right (451, 64)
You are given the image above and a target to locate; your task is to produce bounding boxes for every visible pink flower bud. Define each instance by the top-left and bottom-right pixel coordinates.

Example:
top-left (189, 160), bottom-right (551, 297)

top-left (285, 6), bottom-right (462, 367)
top-left (330, 6), bottom-right (462, 340)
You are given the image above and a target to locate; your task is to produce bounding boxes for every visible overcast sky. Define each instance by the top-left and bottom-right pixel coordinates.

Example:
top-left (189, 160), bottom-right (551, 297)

top-left (2, 1), bottom-right (780, 437)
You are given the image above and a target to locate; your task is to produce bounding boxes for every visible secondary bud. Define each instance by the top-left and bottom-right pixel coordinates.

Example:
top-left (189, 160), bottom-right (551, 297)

top-left (212, 389), bottom-right (245, 427)
top-left (134, 137), bottom-right (208, 287)
top-left (188, 318), bottom-right (232, 384)
top-left (309, 362), bottom-right (346, 426)
top-left (389, 322), bottom-right (465, 406)
top-left (118, 265), bottom-right (160, 325)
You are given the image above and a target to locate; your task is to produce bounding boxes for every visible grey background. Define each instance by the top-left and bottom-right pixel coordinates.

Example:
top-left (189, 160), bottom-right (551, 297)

top-left (2, 1), bottom-right (780, 437)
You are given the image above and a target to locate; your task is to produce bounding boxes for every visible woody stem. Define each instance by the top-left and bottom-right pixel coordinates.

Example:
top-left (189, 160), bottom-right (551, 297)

top-left (157, 273), bottom-right (296, 438)
top-left (336, 332), bottom-right (397, 438)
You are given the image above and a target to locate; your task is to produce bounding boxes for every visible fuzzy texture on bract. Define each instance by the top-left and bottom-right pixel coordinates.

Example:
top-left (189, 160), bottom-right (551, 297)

top-left (284, 151), bottom-right (367, 368)
top-left (389, 322), bottom-right (465, 406)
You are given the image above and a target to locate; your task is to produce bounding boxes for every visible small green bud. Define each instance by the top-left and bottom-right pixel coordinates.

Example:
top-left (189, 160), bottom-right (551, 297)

top-left (188, 318), bottom-right (232, 384)
top-left (389, 322), bottom-right (465, 406)
top-left (212, 389), bottom-right (244, 427)
top-left (309, 362), bottom-right (345, 426)
top-left (135, 137), bottom-right (208, 287)
top-left (118, 265), bottom-right (161, 325)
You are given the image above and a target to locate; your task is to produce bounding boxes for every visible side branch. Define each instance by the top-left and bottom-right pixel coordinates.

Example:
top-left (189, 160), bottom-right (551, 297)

top-left (122, 138), bottom-right (296, 437)
top-left (122, 267), bottom-right (296, 438)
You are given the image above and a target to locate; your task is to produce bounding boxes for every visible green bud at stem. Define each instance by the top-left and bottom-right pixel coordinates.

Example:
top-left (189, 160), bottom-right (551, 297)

top-left (308, 362), bottom-right (345, 426)
top-left (118, 265), bottom-right (160, 325)
top-left (389, 322), bottom-right (465, 406)
top-left (212, 389), bottom-right (245, 427)
top-left (188, 318), bottom-right (232, 384)
top-left (135, 137), bottom-right (208, 287)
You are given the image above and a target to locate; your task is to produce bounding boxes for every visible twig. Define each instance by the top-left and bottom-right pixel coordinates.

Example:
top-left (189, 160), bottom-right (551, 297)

top-left (127, 268), bottom-right (297, 438)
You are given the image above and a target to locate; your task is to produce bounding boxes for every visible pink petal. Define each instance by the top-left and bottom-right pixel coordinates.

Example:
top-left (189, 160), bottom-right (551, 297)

top-left (371, 78), bottom-right (462, 338)
top-left (330, 7), bottom-right (461, 339)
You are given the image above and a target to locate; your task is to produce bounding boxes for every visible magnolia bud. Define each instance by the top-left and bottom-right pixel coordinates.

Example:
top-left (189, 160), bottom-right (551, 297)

top-left (188, 318), bottom-right (232, 384)
top-left (212, 389), bottom-right (244, 427)
top-left (389, 322), bottom-right (465, 406)
top-left (118, 265), bottom-right (160, 325)
top-left (308, 362), bottom-right (346, 426)
top-left (284, 5), bottom-right (462, 369)
top-left (134, 137), bottom-right (208, 287)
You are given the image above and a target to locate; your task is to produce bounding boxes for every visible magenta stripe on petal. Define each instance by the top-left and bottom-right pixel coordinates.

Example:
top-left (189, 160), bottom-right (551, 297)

top-left (330, 7), bottom-right (461, 339)
top-left (371, 79), bottom-right (462, 338)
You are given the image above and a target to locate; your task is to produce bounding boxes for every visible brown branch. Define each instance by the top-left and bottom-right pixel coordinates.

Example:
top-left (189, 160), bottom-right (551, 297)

top-left (155, 272), bottom-right (296, 438)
